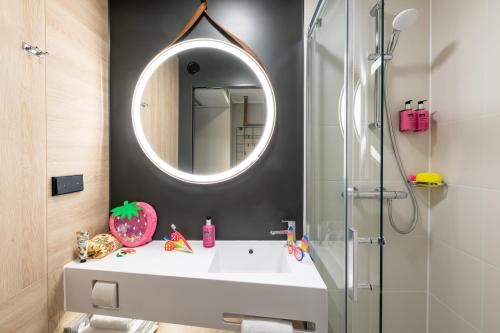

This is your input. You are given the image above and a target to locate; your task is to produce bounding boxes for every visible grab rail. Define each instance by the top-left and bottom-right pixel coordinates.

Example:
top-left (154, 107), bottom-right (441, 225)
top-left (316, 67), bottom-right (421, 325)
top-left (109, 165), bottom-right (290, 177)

top-left (342, 187), bottom-right (408, 200)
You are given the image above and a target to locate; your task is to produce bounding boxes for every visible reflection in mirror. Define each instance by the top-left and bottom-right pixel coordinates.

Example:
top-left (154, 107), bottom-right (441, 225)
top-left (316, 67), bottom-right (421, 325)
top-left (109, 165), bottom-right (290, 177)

top-left (193, 88), bottom-right (264, 174)
top-left (141, 56), bottom-right (180, 167)
top-left (139, 44), bottom-right (267, 176)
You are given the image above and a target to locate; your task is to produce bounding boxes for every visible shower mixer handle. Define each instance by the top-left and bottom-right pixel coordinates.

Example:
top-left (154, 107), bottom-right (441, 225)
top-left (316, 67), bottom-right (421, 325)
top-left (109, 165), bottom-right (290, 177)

top-left (343, 187), bottom-right (408, 200)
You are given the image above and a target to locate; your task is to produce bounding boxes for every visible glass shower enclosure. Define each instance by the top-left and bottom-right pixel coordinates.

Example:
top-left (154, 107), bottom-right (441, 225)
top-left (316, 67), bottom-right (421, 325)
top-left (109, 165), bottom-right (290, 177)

top-left (305, 0), bottom-right (385, 332)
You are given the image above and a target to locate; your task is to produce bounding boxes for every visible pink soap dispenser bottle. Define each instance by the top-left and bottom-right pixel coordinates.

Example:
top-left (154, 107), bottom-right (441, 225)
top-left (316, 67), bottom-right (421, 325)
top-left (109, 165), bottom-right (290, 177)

top-left (202, 216), bottom-right (215, 248)
top-left (415, 100), bottom-right (430, 132)
top-left (399, 100), bottom-right (416, 132)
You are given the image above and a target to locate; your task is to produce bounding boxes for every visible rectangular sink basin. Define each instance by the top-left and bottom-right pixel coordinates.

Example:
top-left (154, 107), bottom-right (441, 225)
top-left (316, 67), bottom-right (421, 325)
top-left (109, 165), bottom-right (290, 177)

top-left (208, 243), bottom-right (291, 273)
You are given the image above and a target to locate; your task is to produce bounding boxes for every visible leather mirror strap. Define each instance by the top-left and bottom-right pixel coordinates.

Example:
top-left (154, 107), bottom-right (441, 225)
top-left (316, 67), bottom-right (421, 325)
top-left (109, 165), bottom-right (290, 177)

top-left (203, 11), bottom-right (265, 69)
top-left (168, 1), bottom-right (265, 70)
top-left (167, 1), bottom-right (207, 48)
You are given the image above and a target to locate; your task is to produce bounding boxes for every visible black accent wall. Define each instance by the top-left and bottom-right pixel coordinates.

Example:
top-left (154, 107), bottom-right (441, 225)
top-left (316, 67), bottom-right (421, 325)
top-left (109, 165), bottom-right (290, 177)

top-left (110, 0), bottom-right (304, 240)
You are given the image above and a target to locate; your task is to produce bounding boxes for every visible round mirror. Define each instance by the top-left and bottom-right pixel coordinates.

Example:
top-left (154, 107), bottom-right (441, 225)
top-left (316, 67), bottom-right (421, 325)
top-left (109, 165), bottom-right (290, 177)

top-left (132, 39), bottom-right (276, 184)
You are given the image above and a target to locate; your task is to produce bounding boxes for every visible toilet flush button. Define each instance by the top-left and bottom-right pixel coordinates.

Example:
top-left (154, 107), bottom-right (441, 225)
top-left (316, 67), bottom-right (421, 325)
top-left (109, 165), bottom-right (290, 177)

top-left (92, 281), bottom-right (118, 309)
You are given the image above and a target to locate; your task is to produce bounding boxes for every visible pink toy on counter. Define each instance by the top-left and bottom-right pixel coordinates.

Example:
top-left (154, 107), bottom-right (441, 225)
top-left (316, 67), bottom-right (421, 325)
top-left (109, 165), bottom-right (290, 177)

top-left (109, 201), bottom-right (157, 248)
top-left (170, 224), bottom-right (193, 253)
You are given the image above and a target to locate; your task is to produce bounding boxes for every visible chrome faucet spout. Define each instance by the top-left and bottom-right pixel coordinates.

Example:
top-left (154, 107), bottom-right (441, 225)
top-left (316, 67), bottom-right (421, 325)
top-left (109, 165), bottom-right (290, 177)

top-left (269, 219), bottom-right (296, 243)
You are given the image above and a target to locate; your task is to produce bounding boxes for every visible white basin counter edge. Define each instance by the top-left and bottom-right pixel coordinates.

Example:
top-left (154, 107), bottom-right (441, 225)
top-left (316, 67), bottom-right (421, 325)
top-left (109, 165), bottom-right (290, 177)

top-left (64, 241), bottom-right (328, 333)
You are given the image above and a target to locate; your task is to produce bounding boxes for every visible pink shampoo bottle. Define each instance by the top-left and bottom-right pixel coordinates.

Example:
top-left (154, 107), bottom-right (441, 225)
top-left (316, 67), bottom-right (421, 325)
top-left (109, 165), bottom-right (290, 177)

top-left (202, 216), bottom-right (215, 248)
top-left (399, 100), bottom-right (416, 132)
top-left (415, 100), bottom-right (430, 132)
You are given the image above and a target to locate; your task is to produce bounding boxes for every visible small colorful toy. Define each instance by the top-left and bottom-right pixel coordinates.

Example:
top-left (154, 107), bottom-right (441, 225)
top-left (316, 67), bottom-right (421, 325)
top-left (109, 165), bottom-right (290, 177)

top-left (173, 239), bottom-right (192, 253)
top-left (300, 235), bottom-right (310, 252)
top-left (288, 242), bottom-right (305, 261)
top-left (287, 235), bottom-right (311, 262)
top-left (87, 233), bottom-right (122, 259)
top-left (287, 226), bottom-right (294, 244)
top-left (170, 224), bottom-right (193, 253)
top-left (76, 231), bottom-right (89, 263)
top-left (164, 240), bottom-right (176, 251)
top-left (109, 201), bottom-right (157, 248)
top-left (116, 248), bottom-right (136, 257)
top-left (170, 232), bottom-right (181, 242)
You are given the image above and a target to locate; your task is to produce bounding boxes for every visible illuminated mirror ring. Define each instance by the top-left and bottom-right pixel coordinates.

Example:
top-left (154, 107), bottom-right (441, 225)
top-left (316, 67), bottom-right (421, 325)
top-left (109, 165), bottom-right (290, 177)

top-left (132, 38), bottom-right (276, 184)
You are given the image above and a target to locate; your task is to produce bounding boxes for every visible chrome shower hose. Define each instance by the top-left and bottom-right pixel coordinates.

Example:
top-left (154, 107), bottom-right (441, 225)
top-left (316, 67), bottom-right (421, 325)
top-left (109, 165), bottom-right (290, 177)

top-left (383, 64), bottom-right (419, 234)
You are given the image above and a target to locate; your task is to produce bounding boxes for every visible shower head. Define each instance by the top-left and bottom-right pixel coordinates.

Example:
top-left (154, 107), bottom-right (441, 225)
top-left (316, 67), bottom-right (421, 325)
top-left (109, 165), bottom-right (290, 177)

top-left (393, 8), bottom-right (419, 31)
top-left (387, 8), bottom-right (419, 55)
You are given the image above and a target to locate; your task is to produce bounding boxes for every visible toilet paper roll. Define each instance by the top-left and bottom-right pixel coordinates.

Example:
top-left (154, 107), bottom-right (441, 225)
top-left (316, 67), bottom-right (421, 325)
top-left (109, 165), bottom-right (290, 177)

top-left (91, 281), bottom-right (118, 309)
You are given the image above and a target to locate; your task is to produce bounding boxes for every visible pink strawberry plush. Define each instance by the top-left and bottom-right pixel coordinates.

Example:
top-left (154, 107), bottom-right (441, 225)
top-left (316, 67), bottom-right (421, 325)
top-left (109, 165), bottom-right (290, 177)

top-left (109, 201), bottom-right (157, 248)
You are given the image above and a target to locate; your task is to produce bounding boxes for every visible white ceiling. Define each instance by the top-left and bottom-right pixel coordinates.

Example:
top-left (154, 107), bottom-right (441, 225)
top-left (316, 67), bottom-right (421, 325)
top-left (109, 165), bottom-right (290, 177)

top-left (194, 89), bottom-right (229, 108)
top-left (229, 88), bottom-right (264, 104)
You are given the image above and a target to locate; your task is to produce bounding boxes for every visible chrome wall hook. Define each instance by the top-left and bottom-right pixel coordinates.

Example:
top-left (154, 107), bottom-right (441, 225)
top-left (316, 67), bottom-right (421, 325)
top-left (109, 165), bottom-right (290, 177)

top-left (22, 42), bottom-right (48, 57)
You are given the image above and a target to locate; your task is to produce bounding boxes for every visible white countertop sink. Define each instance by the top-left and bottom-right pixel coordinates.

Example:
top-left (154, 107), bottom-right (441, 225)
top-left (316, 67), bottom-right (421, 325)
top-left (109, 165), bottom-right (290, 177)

top-left (64, 241), bottom-right (327, 333)
top-left (208, 242), bottom-right (291, 273)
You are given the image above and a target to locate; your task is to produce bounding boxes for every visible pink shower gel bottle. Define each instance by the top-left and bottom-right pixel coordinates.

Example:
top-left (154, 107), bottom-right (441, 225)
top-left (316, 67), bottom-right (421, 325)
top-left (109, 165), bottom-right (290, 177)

top-left (202, 216), bottom-right (215, 248)
top-left (399, 100), bottom-right (416, 132)
top-left (415, 100), bottom-right (430, 132)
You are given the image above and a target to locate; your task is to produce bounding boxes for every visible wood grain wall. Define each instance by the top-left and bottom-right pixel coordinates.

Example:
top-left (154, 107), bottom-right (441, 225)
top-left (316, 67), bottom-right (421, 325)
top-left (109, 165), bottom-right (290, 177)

top-left (141, 56), bottom-right (179, 167)
top-left (0, 0), bottom-right (48, 332)
top-left (46, 0), bottom-right (109, 332)
top-left (0, 1), bottom-right (109, 332)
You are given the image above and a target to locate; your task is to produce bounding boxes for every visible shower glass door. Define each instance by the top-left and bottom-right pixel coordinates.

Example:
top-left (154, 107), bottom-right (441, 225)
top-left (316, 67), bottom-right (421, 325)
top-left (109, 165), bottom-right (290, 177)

top-left (306, 0), bottom-right (384, 332)
top-left (306, 0), bottom-right (347, 332)
top-left (346, 0), bottom-right (384, 332)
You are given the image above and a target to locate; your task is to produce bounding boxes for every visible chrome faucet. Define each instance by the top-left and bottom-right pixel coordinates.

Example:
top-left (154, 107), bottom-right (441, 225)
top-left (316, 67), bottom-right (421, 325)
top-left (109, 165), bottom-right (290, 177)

top-left (270, 220), bottom-right (296, 243)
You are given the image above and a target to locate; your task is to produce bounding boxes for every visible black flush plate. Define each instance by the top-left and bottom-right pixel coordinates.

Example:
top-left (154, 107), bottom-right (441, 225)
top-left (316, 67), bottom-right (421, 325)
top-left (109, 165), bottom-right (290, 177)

top-left (52, 175), bottom-right (84, 196)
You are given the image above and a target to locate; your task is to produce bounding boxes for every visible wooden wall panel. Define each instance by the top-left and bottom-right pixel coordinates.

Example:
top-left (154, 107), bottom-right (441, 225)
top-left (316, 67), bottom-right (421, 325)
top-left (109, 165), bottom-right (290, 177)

top-left (45, 0), bottom-right (109, 332)
top-left (0, 0), bottom-right (47, 332)
top-left (0, 280), bottom-right (48, 333)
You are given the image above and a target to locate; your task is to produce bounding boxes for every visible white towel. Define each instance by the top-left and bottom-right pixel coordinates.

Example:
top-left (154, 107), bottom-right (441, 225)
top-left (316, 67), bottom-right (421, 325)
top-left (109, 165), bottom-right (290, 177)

top-left (241, 318), bottom-right (293, 333)
top-left (137, 322), bottom-right (158, 333)
top-left (80, 320), bottom-right (143, 333)
top-left (90, 315), bottom-right (133, 330)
